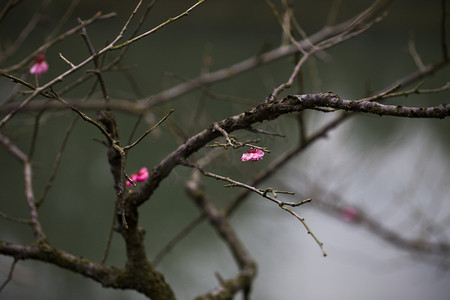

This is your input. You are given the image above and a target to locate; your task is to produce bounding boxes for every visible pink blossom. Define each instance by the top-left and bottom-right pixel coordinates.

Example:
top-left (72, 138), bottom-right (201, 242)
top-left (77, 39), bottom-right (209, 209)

top-left (126, 167), bottom-right (149, 186)
top-left (340, 206), bottom-right (359, 222)
top-left (29, 53), bottom-right (49, 76)
top-left (241, 148), bottom-right (264, 161)
top-left (135, 167), bottom-right (149, 181)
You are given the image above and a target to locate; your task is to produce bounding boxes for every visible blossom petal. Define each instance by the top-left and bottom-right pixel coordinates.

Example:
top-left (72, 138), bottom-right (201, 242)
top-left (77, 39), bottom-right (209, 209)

top-left (251, 149), bottom-right (264, 160)
top-left (127, 167), bottom-right (149, 186)
top-left (30, 61), bottom-right (49, 75)
top-left (241, 148), bottom-right (265, 162)
top-left (341, 207), bottom-right (359, 222)
top-left (241, 152), bottom-right (254, 161)
top-left (136, 167), bottom-right (149, 182)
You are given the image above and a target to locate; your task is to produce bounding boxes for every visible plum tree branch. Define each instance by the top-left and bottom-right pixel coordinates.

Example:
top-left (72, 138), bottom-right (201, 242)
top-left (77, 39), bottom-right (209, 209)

top-left (182, 160), bottom-right (324, 256)
top-left (185, 173), bottom-right (257, 299)
top-left (134, 92), bottom-right (449, 206)
top-left (1, 0), bottom-right (449, 299)
top-left (136, 5), bottom-right (379, 109)
top-left (1, 11), bottom-right (116, 70)
top-left (0, 240), bottom-right (175, 299)
top-left (111, 0), bottom-right (206, 50)
top-left (287, 93), bottom-right (450, 118)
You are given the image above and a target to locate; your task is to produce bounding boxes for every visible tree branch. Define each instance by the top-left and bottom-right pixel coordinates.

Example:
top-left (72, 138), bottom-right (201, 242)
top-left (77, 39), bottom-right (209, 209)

top-left (134, 92), bottom-right (449, 206)
top-left (185, 173), bottom-right (256, 300)
top-left (288, 93), bottom-right (450, 118)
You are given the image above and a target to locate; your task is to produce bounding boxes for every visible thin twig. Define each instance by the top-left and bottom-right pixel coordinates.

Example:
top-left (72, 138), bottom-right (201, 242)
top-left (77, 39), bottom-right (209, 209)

top-left (59, 53), bottom-right (76, 68)
top-left (408, 31), bottom-right (426, 71)
top-left (163, 71), bottom-right (256, 106)
top-left (210, 123), bottom-right (270, 151)
top-left (0, 0), bottom-right (50, 63)
top-left (45, 0), bottom-right (79, 42)
top-left (184, 173), bottom-right (257, 297)
top-left (181, 160), bottom-right (325, 255)
top-left (0, 132), bottom-right (27, 162)
top-left (36, 114), bottom-right (78, 206)
top-left (100, 202), bottom-right (117, 265)
top-left (325, 0), bottom-right (343, 26)
top-left (225, 113), bottom-right (349, 216)
top-left (181, 161), bottom-right (308, 207)
top-left (78, 17), bottom-right (111, 108)
top-left (0, 0), bottom-right (22, 24)
top-left (153, 215), bottom-right (205, 266)
top-left (266, 10), bottom-right (387, 103)
top-left (440, 0), bottom-right (448, 60)
top-left (264, 0), bottom-right (306, 54)
top-left (0, 258), bottom-right (18, 292)
top-left (28, 102), bottom-right (48, 159)
top-left (136, 9), bottom-right (383, 109)
top-left (25, 162), bottom-right (46, 242)
top-left (50, 90), bottom-right (116, 144)
top-left (3, 11), bottom-right (116, 72)
top-left (245, 126), bottom-right (285, 137)
top-left (112, 0), bottom-right (144, 46)
top-left (373, 81), bottom-right (450, 101)
top-left (111, 0), bottom-right (206, 50)
top-left (278, 204), bottom-right (327, 256)
top-left (124, 109), bottom-right (174, 151)
top-left (0, 211), bottom-right (31, 225)
top-left (152, 113), bottom-right (348, 265)
top-left (36, 81), bottom-right (99, 207)
top-left (102, 0), bottom-right (158, 74)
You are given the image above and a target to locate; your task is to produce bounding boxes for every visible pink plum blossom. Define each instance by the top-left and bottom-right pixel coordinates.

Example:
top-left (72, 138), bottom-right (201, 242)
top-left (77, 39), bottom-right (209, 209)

top-left (29, 53), bottom-right (49, 76)
top-left (126, 167), bottom-right (149, 187)
top-left (241, 148), bottom-right (264, 161)
top-left (340, 206), bottom-right (359, 222)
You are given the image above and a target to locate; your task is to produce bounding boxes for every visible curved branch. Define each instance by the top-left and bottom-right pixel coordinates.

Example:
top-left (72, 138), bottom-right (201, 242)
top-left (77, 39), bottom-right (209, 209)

top-left (185, 176), bottom-right (257, 299)
top-left (136, 13), bottom-right (371, 109)
top-left (2, 11), bottom-right (116, 71)
top-left (0, 241), bottom-right (120, 286)
top-left (0, 240), bottom-right (175, 299)
top-left (134, 92), bottom-right (448, 206)
top-left (289, 93), bottom-right (450, 118)
top-left (135, 93), bottom-right (450, 205)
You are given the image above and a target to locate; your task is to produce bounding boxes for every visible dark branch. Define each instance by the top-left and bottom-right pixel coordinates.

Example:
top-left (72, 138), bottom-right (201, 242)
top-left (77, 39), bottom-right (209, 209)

top-left (288, 93), bottom-right (450, 118)
top-left (134, 92), bottom-right (449, 206)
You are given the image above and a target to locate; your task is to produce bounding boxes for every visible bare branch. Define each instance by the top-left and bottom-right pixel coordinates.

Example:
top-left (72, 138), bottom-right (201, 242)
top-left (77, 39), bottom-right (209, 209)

top-left (0, 132), bottom-right (27, 162)
top-left (0, 0), bottom-right (50, 63)
top-left (137, 13), bottom-right (373, 109)
top-left (0, 258), bottom-right (18, 292)
top-left (265, 11), bottom-right (387, 102)
top-left (225, 113), bottom-right (348, 216)
top-left (408, 31), bottom-right (426, 71)
top-left (441, 0), bottom-right (449, 60)
top-left (0, 211), bottom-right (31, 225)
top-left (124, 109), bottom-right (174, 151)
top-left (59, 52), bottom-right (76, 68)
top-left (2, 11), bottom-right (116, 71)
top-left (0, 0), bottom-right (22, 24)
top-left (135, 90), bottom-right (449, 209)
top-left (185, 173), bottom-right (256, 299)
top-left (245, 125), bottom-right (285, 137)
top-left (111, 0), bottom-right (206, 50)
top-left (0, 132), bottom-right (48, 242)
top-left (181, 160), bottom-right (325, 256)
top-left (288, 93), bottom-right (450, 118)
top-left (183, 160), bottom-right (306, 207)
top-left (1, 1), bottom-right (449, 298)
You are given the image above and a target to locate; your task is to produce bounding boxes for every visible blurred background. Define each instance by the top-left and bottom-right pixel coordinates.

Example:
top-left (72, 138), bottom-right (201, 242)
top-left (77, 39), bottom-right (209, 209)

top-left (0, 0), bottom-right (449, 299)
